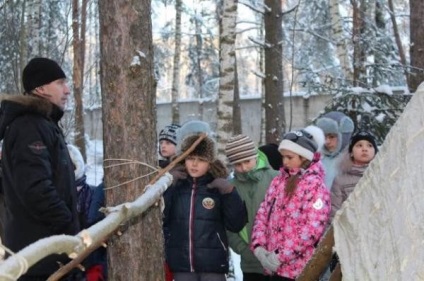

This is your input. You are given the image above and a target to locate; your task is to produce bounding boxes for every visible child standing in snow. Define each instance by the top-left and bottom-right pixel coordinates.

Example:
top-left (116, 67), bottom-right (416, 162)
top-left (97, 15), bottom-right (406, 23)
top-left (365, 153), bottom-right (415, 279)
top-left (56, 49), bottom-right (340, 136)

top-left (315, 111), bottom-right (355, 189)
top-left (163, 121), bottom-right (247, 281)
top-left (251, 126), bottom-right (331, 281)
top-left (158, 124), bottom-right (180, 168)
top-left (224, 135), bottom-right (278, 281)
top-left (330, 131), bottom-right (378, 219)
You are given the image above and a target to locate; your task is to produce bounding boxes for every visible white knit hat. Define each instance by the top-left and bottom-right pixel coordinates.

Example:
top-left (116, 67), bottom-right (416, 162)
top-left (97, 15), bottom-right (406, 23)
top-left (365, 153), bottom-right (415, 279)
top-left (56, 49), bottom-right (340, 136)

top-left (278, 125), bottom-right (324, 161)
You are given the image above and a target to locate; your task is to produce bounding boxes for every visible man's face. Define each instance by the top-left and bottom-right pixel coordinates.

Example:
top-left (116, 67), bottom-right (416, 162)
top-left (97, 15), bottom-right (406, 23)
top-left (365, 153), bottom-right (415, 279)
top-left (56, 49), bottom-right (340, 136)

top-left (325, 133), bottom-right (338, 152)
top-left (34, 78), bottom-right (70, 110)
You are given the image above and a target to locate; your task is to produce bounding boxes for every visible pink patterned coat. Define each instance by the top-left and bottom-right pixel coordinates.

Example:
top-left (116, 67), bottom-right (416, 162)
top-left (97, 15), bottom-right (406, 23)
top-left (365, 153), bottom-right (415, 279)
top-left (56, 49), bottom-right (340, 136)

top-left (251, 154), bottom-right (331, 279)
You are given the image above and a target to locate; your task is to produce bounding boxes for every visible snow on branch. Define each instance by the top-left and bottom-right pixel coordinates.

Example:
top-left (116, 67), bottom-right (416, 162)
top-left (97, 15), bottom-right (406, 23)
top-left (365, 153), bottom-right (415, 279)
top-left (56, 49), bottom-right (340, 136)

top-left (248, 36), bottom-right (269, 48)
top-left (281, 3), bottom-right (299, 16)
top-left (251, 70), bottom-right (266, 79)
top-left (0, 174), bottom-right (173, 280)
top-left (238, 1), bottom-right (265, 14)
top-left (0, 134), bottom-right (209, 280)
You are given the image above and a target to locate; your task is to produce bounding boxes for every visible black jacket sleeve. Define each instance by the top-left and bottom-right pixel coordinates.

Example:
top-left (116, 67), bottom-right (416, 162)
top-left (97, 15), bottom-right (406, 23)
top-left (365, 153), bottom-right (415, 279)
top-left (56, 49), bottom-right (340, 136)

top-left (221, 187), bottom-right (247, 233)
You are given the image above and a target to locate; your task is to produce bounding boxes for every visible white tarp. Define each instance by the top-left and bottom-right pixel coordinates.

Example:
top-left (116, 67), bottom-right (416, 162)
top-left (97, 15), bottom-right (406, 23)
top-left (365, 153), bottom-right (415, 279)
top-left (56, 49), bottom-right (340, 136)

top-left (333, 82), bottom-right (424, 281)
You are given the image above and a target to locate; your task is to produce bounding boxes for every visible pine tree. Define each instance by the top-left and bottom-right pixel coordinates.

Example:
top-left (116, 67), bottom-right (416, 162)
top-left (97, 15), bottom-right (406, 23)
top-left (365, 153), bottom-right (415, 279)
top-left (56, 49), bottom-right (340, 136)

top-left (316, 88), bottom-right (410, 144)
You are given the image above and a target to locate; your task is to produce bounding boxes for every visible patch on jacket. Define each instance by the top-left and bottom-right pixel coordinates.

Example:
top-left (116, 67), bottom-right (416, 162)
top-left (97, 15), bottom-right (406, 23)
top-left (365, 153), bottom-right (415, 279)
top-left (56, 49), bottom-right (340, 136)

top-left (202, 197), bottom-right (215, 209)
top-left (28, 141), bottom-right (47, 154)
top-left (313, 198), bottom-right (324, 210)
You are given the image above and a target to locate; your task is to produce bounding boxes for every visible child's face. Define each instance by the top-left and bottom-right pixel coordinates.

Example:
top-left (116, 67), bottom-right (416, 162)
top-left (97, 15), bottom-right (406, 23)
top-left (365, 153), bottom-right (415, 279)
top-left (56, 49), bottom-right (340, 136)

top-left (160, 140), bottom-right (176, 158)
top-left (233, 158), bottom-right (257, 173)
top-left (324, 133), bottom-right (338, 152)
top-left (351, 140), bottom-right (376, 165)
top-left (281, 149), bottom-right (305, 169)
top-left (185, 155), bottom-right (210, 178)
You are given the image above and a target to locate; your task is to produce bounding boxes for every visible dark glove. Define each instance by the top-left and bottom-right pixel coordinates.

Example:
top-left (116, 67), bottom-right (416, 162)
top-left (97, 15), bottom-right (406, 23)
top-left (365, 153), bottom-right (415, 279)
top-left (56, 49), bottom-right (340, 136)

top-left (206, 178), bottom-right (234, 194)
top-left (169, 165), bottom-right (187, 184)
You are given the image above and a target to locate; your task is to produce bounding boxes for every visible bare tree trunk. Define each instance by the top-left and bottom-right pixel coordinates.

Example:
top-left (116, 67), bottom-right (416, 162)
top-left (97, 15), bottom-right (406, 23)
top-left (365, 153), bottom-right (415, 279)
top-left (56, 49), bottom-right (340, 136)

top-left (409, 0), bottom-right (424, 92)
top-left (194, 8), bottom-right (205, 120)
top-left (216, 0), bottom-right (238, 158)
top-left (387, 0), bottom-right (408, 85)
top-left (171, 0), bottom-right (182, 123)
top-left (258, 18), bottom-right (266, 145)
top-left (264, 0), bottom-right (285, 143)
top-left (98, 0), bottom-right (163, 279)
top-left (233, 56), bottom-right (242, 135)
top-left (72, 0), bottom-right (87, 160)
top-left (351, 0), bottom-right (367, 87)
top-left (329, 0), bottom-right (353, 83)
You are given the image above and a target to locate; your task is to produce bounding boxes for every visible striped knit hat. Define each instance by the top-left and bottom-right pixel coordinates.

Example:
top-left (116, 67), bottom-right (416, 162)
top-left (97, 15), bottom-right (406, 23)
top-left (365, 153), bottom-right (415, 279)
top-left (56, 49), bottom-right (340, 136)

top-left (225, 135), bottom-right (257, 165)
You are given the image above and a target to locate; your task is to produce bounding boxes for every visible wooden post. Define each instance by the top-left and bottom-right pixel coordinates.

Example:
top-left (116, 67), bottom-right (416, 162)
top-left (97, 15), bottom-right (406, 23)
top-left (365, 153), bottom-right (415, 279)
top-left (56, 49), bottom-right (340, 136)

top-left (329, 263), bottom-right (342, 281)
top-left (296, 225), bottom-right (334, 281)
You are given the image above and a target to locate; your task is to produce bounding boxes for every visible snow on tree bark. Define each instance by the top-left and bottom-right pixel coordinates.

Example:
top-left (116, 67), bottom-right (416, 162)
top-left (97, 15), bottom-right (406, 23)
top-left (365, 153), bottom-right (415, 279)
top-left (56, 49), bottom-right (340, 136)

top-left (264, 0), bottom-right (285, 143)
top-left (98, 0), bottom-right (164, 279)
top-left (329, 0), bottom-right (353, 82)
top-left (171, 0), bottom-right (182, 124)
top-left (217, 0), bottom-right (238, 158)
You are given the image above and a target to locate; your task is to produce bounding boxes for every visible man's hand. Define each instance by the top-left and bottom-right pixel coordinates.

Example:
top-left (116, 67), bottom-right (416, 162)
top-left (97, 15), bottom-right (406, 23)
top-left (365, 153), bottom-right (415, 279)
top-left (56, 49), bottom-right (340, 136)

top-left (206, 178), bottom-right (234, 194)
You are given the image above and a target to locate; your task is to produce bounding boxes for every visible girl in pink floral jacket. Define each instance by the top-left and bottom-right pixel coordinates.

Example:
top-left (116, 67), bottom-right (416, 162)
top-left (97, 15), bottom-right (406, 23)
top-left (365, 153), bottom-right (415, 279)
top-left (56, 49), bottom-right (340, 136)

top-left (251, 126), bottom-right (331, 281)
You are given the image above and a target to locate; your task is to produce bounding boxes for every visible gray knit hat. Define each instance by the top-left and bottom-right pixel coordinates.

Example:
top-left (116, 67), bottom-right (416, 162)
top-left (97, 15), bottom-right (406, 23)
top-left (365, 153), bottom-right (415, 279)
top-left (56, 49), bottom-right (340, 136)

top-left (225, 135), bottom-right (257, 165)
top-left (159, 124), bottom-right (180, 145)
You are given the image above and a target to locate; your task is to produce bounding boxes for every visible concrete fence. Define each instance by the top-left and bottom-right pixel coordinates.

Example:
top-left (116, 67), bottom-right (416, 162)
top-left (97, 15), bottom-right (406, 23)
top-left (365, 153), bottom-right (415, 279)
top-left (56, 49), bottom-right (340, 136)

top-left (66, 94), bottom-right (333, 144)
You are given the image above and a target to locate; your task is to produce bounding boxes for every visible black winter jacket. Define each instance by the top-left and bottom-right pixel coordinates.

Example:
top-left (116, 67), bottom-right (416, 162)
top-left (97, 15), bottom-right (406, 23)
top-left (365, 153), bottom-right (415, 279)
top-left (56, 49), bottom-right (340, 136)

top-left (0, 95), bottom-right (80, 278)
top-left (163, 166), bottom-right (247, 274)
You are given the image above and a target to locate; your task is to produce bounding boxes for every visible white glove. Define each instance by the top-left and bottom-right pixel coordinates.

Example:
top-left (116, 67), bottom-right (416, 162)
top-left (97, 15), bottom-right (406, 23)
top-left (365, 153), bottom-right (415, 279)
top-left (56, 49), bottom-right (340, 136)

top-left (254, 247), bottom-right (270, 270)
top-left (254, 247), bottom-right (281, 272)
top-left (266, 251), bottom-right (281, 272)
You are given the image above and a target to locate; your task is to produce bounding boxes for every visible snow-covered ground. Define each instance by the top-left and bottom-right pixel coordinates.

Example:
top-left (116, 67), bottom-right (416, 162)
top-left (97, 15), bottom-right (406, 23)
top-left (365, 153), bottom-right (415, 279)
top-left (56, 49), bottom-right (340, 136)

top-left (83, 139), bottom-right (243, 280)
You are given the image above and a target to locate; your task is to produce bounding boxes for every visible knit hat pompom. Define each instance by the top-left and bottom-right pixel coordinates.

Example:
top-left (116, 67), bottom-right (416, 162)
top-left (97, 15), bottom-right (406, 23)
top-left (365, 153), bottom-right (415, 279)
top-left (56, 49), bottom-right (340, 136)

top-left (225, 134), bottom-right (257, 165)
top-left (348, 131), bottom-right (378, 153)
top-left (22, 57), bottom-right (66, 93)
top-left (67, 144), bottom-right (86, 180)
top-left (278, 125), bottom-right (324, 161)
top-left (159, 124), bottom-right (180, 145)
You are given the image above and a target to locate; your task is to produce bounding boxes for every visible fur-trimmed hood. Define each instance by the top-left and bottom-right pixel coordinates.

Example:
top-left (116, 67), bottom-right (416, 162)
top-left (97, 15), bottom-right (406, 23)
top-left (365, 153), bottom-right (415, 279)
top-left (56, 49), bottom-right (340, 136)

top-left (0, 94), bottom-right (62, 140)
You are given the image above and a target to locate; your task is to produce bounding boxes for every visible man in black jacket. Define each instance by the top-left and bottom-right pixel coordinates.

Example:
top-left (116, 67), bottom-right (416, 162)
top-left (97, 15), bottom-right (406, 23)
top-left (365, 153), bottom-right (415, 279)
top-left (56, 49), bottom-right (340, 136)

top-left (0, 57), bottom-right (80, 280)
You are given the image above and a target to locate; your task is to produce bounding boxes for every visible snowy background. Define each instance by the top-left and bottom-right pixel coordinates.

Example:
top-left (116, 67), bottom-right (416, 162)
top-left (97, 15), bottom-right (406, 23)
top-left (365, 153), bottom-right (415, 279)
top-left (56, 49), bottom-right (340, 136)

top-left (84, 138), bottom-right (243, 280)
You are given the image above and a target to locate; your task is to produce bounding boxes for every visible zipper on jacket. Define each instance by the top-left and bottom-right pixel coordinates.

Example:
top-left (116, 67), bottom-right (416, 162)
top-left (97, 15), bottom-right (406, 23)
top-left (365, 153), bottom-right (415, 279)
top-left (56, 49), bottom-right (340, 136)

top-left (189, 179), bottom-right (197, 272)
top-left (267, 198), bottom-right (276, 222)
top-left (216, 232), bottom-right (227, 251)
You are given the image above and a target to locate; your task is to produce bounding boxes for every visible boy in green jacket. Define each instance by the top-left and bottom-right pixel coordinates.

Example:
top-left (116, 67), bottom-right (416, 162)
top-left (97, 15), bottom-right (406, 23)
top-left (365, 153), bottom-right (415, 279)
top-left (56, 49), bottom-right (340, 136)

top-left (225, 135), bottom-right (279, 281)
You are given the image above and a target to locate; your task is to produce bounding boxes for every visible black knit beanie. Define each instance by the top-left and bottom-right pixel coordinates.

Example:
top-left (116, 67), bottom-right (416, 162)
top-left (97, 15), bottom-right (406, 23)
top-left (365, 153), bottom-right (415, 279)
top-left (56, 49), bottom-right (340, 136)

top-left (348, 131), bottom-right (378, 153)
top-left (22, 57), bottom-right (66, 93)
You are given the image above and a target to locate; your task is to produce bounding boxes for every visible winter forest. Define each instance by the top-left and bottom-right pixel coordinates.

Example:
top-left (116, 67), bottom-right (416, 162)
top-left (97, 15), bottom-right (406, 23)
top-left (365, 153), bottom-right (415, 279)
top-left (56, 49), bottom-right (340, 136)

top-left (0, 0), bottom-right (423, 280)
